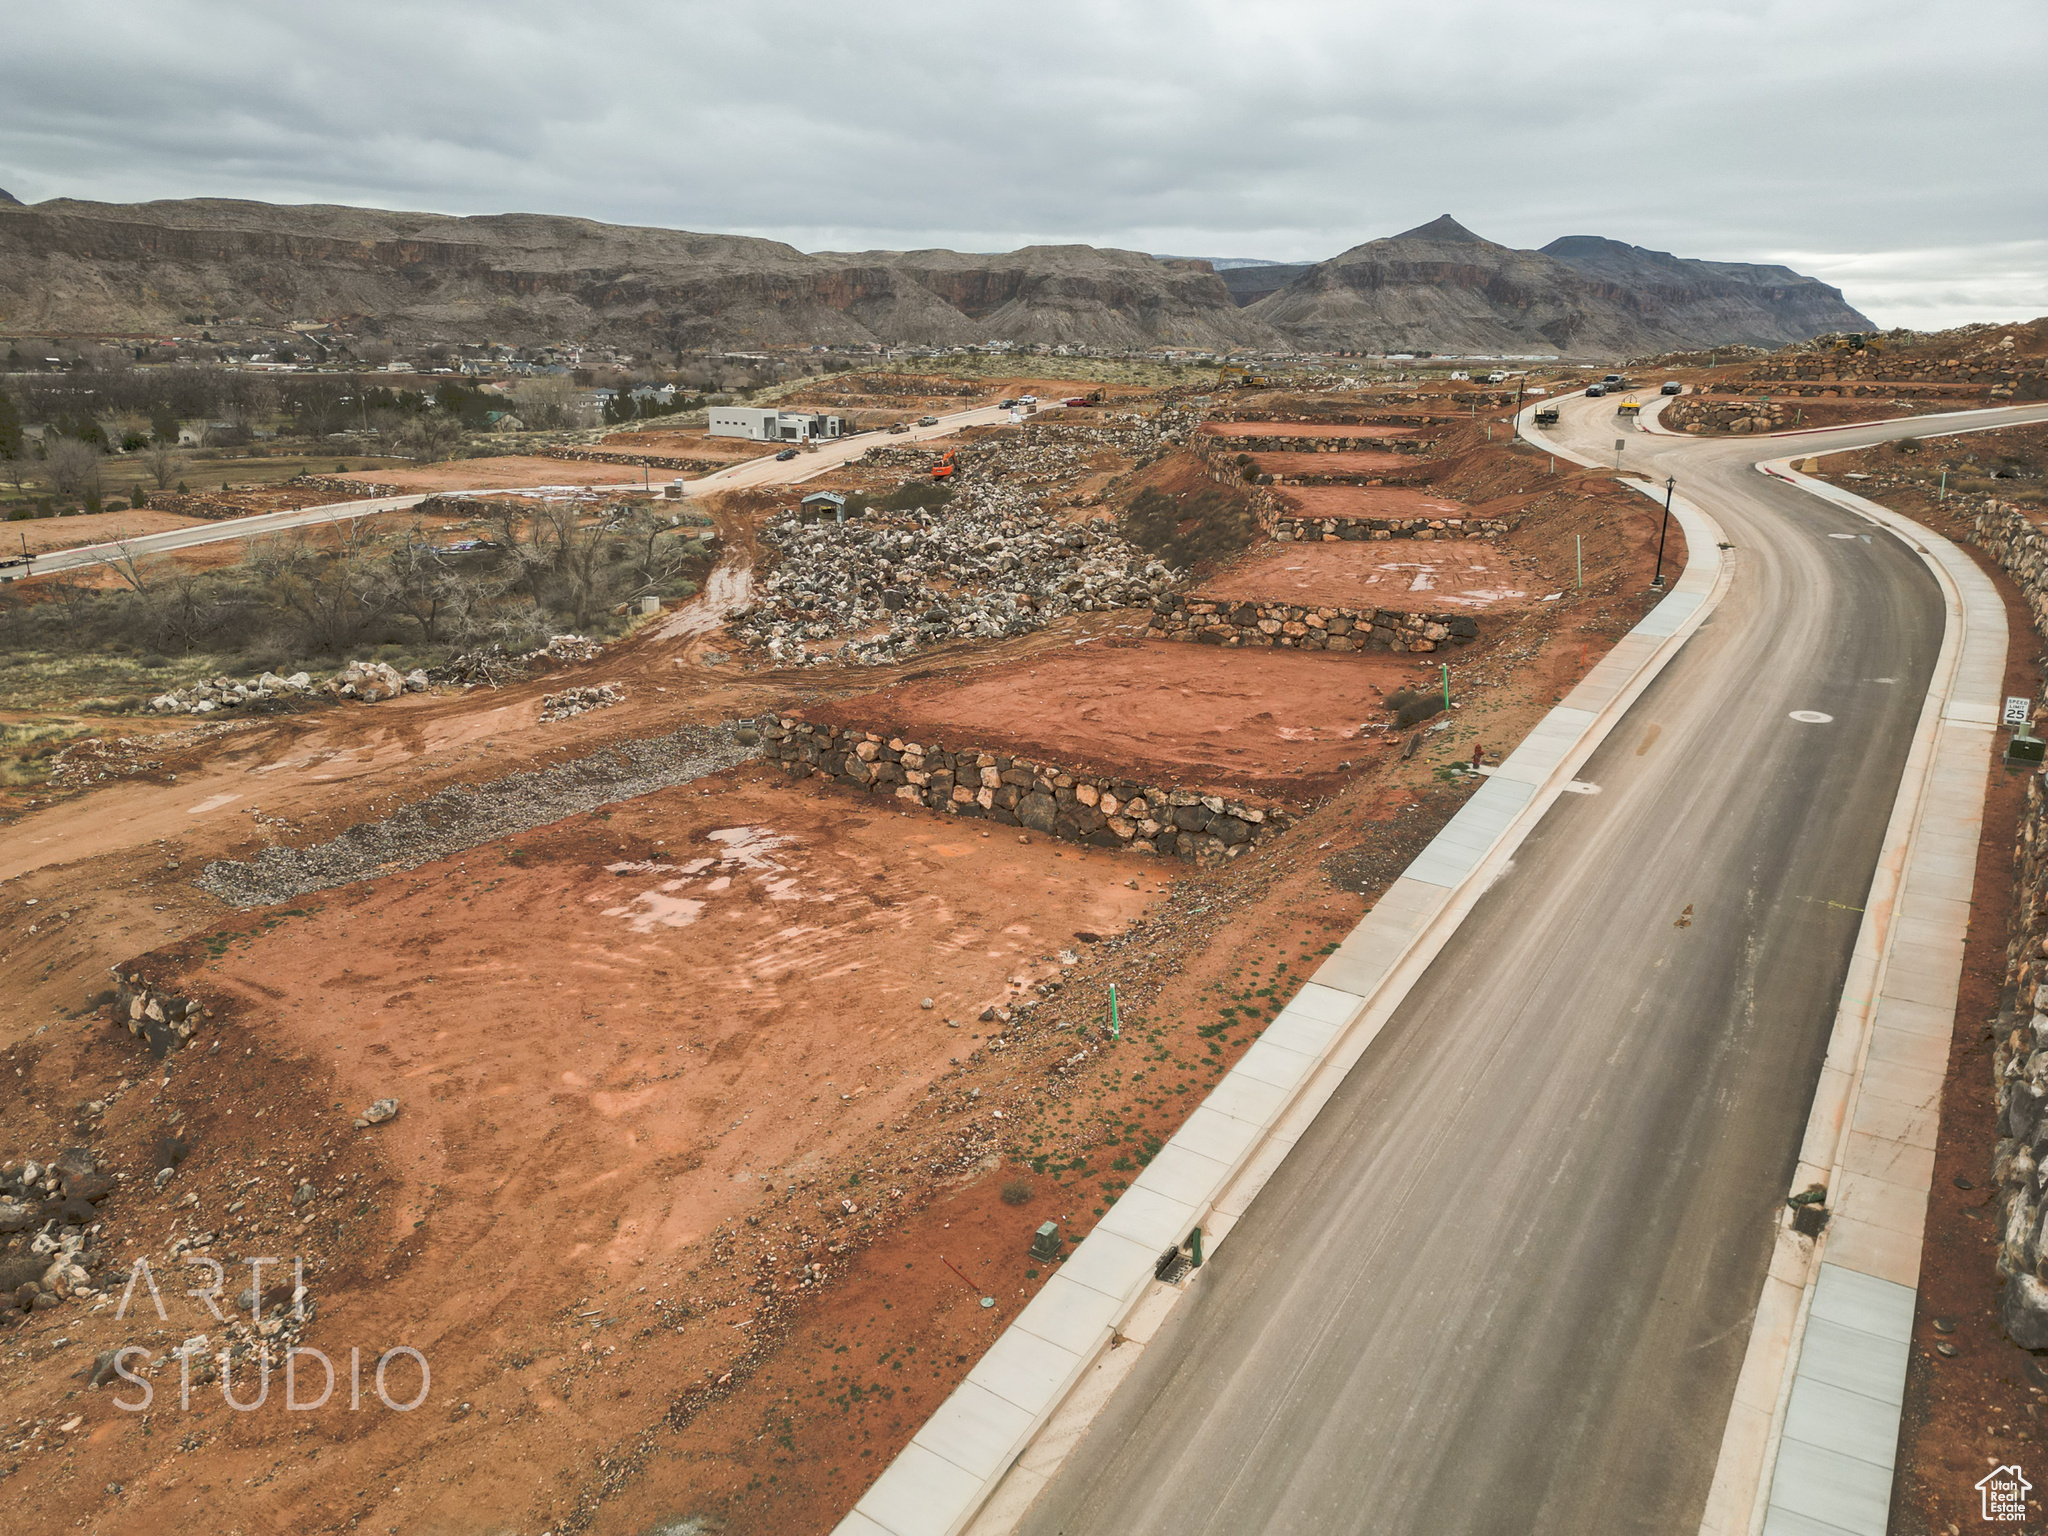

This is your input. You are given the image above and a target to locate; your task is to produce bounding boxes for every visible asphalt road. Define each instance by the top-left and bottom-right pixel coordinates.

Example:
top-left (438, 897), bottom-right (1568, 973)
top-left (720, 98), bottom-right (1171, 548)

top-left (1018, 399), bottom-right (2048, 1536)
top-left (15, 397), bottom-right (1016, 576)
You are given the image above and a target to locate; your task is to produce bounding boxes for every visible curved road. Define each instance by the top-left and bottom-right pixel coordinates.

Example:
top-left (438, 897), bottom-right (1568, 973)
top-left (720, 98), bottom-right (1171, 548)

top-left (1017, 398), bottom-right (2048, 1535)
top-left (16, 398), bottom-right (1017, 577)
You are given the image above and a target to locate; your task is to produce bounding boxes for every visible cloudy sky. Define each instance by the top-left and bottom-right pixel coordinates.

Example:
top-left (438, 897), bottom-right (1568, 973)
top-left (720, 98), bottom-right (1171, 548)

top-left (2, 0), bottom-right (2042, 329)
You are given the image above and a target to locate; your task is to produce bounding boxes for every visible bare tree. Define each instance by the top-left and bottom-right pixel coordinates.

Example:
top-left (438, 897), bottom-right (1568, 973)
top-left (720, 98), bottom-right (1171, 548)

top-left (396, 414), bottom-right (465, 463)
top-left (43, 438), bottom-right (102, 498)
top-left (144, 443), bottom-right (178, 490)
top-left (247, 522), bottom-right (391, 655)
top-left (509, 375), bottom-right (589, 431)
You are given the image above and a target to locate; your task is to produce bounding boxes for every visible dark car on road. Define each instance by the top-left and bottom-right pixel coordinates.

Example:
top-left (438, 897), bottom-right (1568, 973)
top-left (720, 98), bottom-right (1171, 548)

top-left (775, 448), bottom-right (798, 460)
top-left (1585, 384), bottom-right (1607, 398)
top-left (1661, 381), bottom-right (1683, 395)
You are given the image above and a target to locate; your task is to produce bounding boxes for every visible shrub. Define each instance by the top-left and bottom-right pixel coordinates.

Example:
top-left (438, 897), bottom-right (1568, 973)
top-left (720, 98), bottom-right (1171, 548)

top-left (1000, 1179), bottom-right (1033, 1207)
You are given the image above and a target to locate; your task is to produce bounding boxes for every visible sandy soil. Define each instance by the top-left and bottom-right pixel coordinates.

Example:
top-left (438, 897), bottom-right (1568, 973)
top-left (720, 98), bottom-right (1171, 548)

top-left (3, 509), bottom-right (209, 555)
top-left (802, 643), bottom-right (1429, 798)
top-left (333, 458), bottom-right (646, 492)
top-left (1204, 540), bottom-right (1539, 612)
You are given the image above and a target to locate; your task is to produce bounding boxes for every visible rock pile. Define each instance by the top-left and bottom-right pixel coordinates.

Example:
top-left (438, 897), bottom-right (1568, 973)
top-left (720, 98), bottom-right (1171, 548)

top-left (147, 662), bottom-right (434, 715)
top-left (731, 494), bottom-right (1181, 667)
top-left (148, 670), bottom-right (317, 715)
top-left (760, 716), bottom-right (1290, 860)
top-left (540, 684), bottom-right (626, 722)
top-left (107, 970), bottom-right (212, 1058)
top-left (1150, 595), bottom-right (1476, 653)
top-left (0, 1149), bottom-right (124, 1327)
top-left (324, 660), bottom-right (420, 702)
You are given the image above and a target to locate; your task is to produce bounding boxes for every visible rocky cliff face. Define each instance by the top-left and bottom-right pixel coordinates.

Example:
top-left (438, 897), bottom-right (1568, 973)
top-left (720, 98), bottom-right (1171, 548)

top-left (1539, 235), bottom-right (1873, 347)
top-left (0, 198), bottom-right (1873, 357)
top-left (1245, 216), bottom-right (1872, 355)
top-left (0, 199), bottom-right (1270, 351)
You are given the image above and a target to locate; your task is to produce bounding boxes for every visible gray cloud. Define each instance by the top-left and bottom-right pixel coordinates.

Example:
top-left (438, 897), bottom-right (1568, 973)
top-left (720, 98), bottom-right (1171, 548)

top-left (1, 0), bottom-right (2042, 328)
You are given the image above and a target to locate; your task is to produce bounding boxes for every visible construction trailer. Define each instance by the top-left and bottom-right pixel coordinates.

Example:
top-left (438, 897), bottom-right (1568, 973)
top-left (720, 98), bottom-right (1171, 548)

top-left (707, 407), bottom-right (845, 443)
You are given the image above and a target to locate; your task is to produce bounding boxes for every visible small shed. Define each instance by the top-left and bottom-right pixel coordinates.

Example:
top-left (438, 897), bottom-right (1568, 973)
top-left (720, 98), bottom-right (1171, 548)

top-left (799, 491), bottom-right (853, 523)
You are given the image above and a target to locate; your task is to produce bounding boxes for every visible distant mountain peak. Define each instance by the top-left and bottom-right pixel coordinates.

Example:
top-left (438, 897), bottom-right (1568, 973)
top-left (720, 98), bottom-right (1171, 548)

top-left (0, 188), bottom-right (22, 207)
top-left (1393, 215), bottom-right (1488, 245)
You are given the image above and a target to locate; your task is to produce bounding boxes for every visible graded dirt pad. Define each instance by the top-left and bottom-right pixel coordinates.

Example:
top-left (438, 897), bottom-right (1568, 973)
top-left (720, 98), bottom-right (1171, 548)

top-left (803, 642), bottom-right (1423, 798)
top-left (3, 507), bottom-right (209, 554)
top-left (1250, 449), bottom-right (1417, 478)
top-left (1199, 421), bottom-right (1415, 441)
top-left (1204, 539), bottom-right (1538, 612)
top-left (0, 762), bottom-right (1158, 1536)
top-left (1273, 484), bottom-right (1467, 521)
top-left (334, 456), bottom-right (646, 492)
top-left (1277, 484), bottom-right (1472, 521)
top-left (590, 429), bottom-right (776, 465)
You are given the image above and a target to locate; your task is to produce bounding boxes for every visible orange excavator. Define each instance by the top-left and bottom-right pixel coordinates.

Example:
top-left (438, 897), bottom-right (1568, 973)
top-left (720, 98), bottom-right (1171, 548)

top-left (932, 449), bottom-right (957, 481)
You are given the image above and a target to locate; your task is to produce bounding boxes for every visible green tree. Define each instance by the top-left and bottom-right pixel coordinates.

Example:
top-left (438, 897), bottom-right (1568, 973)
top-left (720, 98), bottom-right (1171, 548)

top-left (150, 401), bottom-right (180, 444)
top-left (0, 390), bottom-right (21, 462)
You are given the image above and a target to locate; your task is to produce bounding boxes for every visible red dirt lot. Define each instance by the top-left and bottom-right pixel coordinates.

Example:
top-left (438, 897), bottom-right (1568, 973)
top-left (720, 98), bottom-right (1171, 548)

top-left (5, 508), bottom-right (210, 554)
top-left (0, 761), bottom-right (1158, 1536)
top-left (589, 429), bottom-right (775, 465)
top-left (804, 642), bottom-right (1424, 799)
top-left (1199, 422), bottom-right (1415, 441)
top-left (1279, 485), bottom-right (1475, 520)
top-left (1251, 450), bottom-right (1417, 478)
top-left (334, 457), bottom-right (646, 492)
top-left (1274, 485), bottom-right (1468, 520)
top-left (1205, 540), bottom-right (1538, 612)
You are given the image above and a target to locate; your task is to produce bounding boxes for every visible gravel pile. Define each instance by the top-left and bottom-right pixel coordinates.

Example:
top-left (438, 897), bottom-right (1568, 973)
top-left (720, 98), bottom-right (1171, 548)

top-left (197, 721), bottom-right (758, 907)
top-left (732, 493), bottom-right (1181, 668)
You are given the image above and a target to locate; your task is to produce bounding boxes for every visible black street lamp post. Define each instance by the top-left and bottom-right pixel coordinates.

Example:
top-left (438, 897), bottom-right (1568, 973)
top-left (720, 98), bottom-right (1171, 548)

top-left (1652, 475), bottom-right (1675, 588)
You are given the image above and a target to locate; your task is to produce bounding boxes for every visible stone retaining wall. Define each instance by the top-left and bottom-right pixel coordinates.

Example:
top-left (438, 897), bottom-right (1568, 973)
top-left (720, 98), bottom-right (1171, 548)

top-left (1270, 513), bottom-right (1508, 542)
top-left (1146, 594), bottom-right (1475, 652)
top-left (1940, 497), bottom-right (2048, 1342)
top-left (758, 717), bottom-right (1290, 861)
top-left (539, 446), bottom-right (731, 473)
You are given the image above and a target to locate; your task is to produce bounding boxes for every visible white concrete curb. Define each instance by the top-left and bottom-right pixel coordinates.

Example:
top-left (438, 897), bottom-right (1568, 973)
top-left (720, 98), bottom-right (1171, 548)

top-left (836, 407), bottom-right (1733, 1536)
top-left (1694, 453), bottom-right (2008, 1536)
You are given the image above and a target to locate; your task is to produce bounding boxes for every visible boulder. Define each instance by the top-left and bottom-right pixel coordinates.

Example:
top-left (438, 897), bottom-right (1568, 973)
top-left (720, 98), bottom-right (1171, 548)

top-left (2005, 1272), bottom-right (2048, 1350)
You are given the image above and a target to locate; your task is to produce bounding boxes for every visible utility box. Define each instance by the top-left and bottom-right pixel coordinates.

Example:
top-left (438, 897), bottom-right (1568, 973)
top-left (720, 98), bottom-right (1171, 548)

top-left (1030, 1222), bottom-right (1062, 1262)
top-left (2007, 736), bottom-right (2045, 766)
top-left (640, 596), bottom-right (661, 616)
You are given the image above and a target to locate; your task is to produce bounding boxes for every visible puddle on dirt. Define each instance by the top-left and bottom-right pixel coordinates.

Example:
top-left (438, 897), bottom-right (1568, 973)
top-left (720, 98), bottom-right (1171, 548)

top-left (600, 825), bottom-right (802, 933)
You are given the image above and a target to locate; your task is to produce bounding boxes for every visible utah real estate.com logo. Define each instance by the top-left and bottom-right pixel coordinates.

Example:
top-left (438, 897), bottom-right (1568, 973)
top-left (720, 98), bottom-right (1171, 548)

top-left (1978, 1463), bottom-right (2031, 1523)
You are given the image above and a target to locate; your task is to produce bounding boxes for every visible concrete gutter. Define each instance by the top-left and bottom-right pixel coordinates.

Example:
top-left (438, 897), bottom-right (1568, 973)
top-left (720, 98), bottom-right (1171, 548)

top-left (835, 407), bottom-right (1733, 1536)
top-left (1696, 454), bottom-right (2008, 1536)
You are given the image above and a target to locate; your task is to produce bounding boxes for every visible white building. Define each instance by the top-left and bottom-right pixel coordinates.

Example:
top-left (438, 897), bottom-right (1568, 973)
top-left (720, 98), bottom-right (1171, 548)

top-left (707, 407), bottom-right (844, 443)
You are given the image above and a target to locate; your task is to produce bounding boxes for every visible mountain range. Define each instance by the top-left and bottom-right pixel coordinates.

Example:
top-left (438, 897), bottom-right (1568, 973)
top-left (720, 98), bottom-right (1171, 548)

top-left (0, 198), bottom-right (1872, 358)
